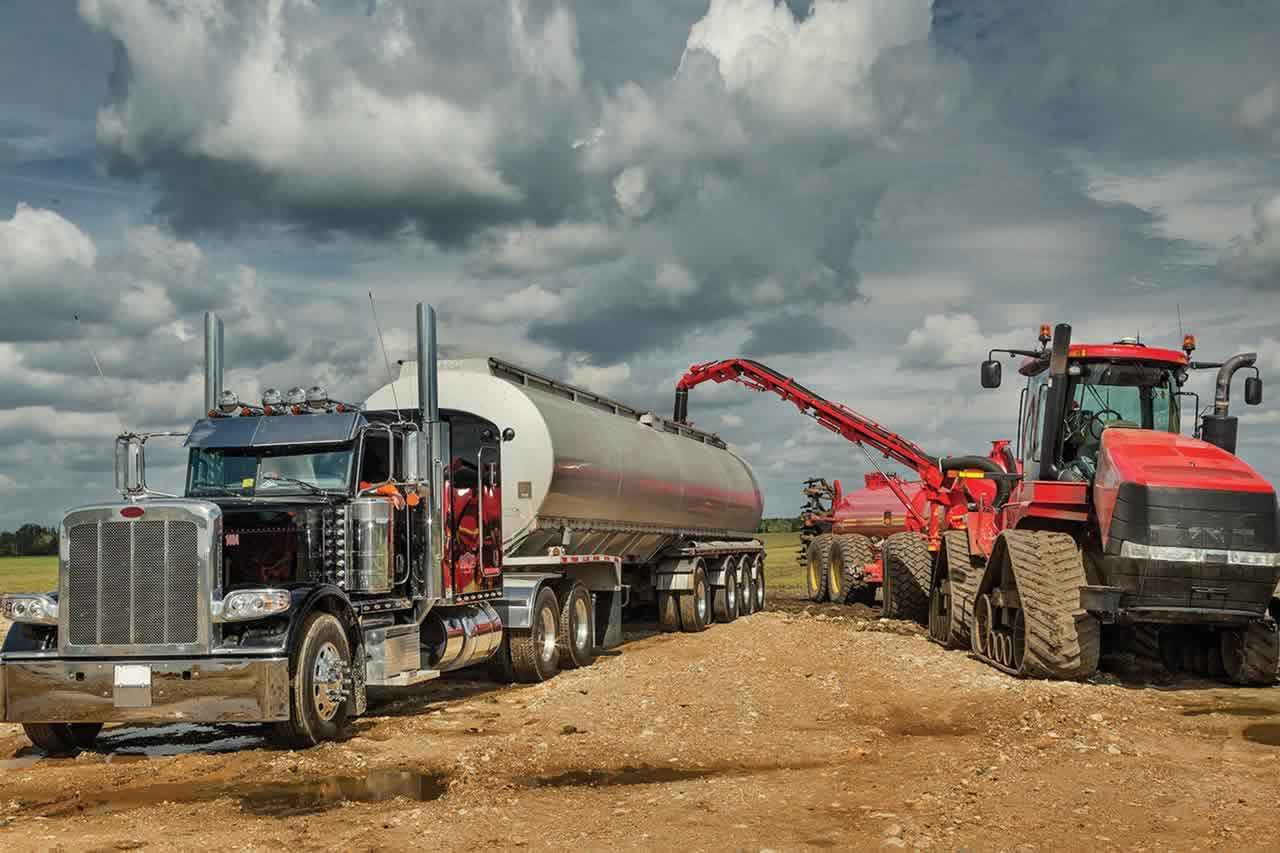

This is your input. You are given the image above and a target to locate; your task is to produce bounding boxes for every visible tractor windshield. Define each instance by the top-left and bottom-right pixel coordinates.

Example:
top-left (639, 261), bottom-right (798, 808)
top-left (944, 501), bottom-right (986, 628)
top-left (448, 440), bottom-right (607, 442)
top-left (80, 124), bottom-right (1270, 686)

top-left (1062, 361), bottom-right (1179, 468)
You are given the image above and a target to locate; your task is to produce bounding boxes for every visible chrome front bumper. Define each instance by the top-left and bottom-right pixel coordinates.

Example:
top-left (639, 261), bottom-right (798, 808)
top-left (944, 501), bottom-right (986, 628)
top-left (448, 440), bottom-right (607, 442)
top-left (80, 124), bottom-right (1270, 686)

top-left (0, 656), bottom-right (290, 724)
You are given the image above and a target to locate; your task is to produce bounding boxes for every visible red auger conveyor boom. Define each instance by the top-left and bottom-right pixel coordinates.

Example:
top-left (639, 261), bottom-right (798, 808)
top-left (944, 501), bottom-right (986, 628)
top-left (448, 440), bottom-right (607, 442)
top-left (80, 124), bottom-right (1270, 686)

top-left (673, 358), bottom-right (1012, 549)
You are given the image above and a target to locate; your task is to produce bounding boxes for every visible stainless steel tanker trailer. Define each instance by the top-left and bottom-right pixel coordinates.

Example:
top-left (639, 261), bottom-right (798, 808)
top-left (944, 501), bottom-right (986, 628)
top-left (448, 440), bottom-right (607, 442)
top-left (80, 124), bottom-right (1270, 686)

top-left (0, 303), bottom-right (765, 752)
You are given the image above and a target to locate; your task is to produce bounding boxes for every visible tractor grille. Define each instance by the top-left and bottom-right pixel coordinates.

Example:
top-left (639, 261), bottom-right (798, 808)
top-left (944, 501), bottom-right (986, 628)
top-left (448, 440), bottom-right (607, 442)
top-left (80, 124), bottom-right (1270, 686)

top-left (64, 519), bottom-right (202, 649)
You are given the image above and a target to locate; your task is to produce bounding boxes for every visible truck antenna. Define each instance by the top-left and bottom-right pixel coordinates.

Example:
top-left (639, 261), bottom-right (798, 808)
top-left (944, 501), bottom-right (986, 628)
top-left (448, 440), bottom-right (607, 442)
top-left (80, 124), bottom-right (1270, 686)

top-left (1177, 303), bottom-right (1184, 341)
top-left (73, 313), bottom-right (128, 434)
top-left (368, 291), bottom-right (403, 415)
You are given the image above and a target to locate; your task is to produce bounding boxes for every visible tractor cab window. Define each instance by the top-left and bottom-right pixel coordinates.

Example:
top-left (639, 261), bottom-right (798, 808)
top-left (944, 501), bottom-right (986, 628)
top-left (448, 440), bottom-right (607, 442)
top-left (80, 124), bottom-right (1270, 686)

top-left (1061, 361), bottom-right (1179, 468)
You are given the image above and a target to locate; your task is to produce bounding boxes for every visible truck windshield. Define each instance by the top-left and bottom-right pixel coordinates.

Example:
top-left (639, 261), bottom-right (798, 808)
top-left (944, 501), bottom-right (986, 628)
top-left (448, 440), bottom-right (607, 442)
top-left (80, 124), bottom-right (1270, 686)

top-left (187, 446), bottom-right (353, 497)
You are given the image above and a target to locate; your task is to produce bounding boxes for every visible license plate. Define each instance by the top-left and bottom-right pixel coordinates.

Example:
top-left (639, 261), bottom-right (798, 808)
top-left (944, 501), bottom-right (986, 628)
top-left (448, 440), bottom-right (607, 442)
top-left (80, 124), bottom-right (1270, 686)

top-left (113, 665), bottom-right (153, 708)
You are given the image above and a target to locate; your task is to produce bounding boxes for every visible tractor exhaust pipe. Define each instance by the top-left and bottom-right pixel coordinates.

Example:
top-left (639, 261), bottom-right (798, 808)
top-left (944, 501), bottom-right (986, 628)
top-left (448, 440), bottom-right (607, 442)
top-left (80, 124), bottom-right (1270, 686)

top-left (1202, 352), bottom-right (1257, 454)
top-left (1037, 323), bottom-right (1072, 481)
top-left (203, 312), bottom-right (224, 415)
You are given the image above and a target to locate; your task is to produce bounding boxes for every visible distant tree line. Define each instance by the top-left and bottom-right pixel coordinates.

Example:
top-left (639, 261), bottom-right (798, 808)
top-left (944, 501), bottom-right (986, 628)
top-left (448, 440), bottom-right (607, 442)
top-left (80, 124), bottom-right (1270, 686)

top-left (757, 517), bottom-right (802, 533)
top-left (0, 525), bottom-right (58, 557)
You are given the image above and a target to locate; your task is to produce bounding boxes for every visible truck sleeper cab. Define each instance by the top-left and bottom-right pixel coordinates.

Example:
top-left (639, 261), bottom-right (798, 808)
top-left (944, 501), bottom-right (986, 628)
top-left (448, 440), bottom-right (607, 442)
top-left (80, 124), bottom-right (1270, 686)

top-left (0, 304), bottom-right (765, 753)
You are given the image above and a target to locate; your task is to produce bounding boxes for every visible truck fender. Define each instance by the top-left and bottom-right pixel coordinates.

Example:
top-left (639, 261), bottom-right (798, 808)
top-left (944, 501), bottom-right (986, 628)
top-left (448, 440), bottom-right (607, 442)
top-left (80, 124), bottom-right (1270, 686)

top-left (284, 585), bottom-right (366, 715)
top-left (656, 556), bottom-right (701, 592)
top-left (494, 573), bottom-right (561, 630)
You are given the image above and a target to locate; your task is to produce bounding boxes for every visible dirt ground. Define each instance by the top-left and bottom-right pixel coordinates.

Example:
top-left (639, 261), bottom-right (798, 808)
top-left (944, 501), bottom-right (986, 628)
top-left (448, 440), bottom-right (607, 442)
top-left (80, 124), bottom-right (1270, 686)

top-left (4, 599), bottom-right (1280, 853)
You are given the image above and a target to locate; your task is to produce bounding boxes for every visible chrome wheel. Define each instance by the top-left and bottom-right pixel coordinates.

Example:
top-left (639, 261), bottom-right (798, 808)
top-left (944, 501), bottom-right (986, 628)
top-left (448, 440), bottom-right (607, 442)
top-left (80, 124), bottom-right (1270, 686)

top-left (539, 604), bottom-right (557, 664)
top-left (573, 596), bottom-right (590, 649)
top-left (312, 641), bottom-right (345, 722)
top-left (695, 577), bottom-right (708, 621)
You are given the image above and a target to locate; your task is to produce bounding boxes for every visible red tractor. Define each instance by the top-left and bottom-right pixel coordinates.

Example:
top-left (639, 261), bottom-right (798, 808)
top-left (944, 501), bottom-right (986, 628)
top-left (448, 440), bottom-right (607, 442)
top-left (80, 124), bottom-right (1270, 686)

top-left (676, 324), bottom-right (1279, 683)
top-left (797, 473), bottom-right (923, 606)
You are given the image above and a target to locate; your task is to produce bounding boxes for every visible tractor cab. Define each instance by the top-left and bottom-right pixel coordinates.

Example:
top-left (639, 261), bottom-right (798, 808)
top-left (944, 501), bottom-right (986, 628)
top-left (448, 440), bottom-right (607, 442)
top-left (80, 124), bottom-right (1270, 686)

top-left (1015, 340), bottom-right (1187, 482)
top-left (980, 325), bottom-right (1263, 484)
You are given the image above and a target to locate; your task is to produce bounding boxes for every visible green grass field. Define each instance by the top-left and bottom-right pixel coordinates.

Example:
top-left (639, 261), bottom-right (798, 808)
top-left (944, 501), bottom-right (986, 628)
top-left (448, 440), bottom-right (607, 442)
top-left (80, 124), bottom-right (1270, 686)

top-left (0, 535), bottom-right (804, 597)
top-left (758, 530), bottom-right (803, 593)
top-left (0, 555), bottom-right (58, 594)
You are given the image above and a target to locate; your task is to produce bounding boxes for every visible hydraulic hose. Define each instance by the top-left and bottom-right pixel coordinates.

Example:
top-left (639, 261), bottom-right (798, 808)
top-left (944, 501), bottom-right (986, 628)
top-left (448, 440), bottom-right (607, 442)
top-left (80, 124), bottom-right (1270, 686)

top-left (940, 455), bottom-right (1012, 509)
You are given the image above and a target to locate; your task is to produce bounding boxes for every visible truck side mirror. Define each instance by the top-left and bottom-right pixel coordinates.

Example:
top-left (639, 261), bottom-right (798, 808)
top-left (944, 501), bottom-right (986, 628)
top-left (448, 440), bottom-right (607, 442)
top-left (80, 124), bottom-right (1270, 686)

top-left (1245, 376), bottom-right (1263, 406)
top-left (981, 360), bottom-right (1002, 389)
top-left (114, 435), bottom-right (146, 496)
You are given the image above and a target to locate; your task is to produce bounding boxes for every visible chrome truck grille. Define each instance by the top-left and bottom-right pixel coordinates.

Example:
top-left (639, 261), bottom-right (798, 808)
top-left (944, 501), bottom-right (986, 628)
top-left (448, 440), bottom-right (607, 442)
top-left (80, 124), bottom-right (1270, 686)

top-left (60, 502), bottom-right (219, 655)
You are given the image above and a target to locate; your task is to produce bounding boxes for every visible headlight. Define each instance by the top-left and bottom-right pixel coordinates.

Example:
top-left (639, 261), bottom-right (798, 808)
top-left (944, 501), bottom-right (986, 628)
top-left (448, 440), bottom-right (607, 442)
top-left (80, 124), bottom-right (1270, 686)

top-left (214, 589), bottom-right (292, 623)
top-left (1119, 541), bottom-right (1280, 567)
top-left (0, 594), bottom-right (58, 625)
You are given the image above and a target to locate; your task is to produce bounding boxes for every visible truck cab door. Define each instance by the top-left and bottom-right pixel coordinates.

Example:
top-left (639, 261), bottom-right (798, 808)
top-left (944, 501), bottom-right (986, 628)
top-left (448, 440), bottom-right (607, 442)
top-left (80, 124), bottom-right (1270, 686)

top-left (443, 416), bottom-right (504, 599)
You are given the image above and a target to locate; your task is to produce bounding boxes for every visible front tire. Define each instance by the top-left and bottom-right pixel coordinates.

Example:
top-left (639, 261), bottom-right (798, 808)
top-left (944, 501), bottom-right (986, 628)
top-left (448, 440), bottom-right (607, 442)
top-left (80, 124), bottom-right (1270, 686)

top-left (23, 723), bottom-right (102, 756)
top-left (557, 583), bottom-right (596, 669)
top-left (272, 612), bottom-right (353, 748)
top-left (512, 586), bottom-right (561, 682)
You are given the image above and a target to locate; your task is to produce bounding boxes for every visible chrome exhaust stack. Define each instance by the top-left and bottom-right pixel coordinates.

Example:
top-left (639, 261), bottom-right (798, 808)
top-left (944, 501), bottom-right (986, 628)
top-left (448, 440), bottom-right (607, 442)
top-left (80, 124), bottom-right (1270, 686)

top-left (203, 312), bottom-right (224, 415)
top-left (416, 303), bottom-right (448, 603)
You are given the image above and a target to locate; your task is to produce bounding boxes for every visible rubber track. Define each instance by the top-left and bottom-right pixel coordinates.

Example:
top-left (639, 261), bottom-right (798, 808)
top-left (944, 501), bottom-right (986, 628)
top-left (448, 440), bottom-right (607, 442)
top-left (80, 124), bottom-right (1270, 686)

top-left (940, 530), bottom-right (978, 649)
top-left (806, 534), bottom-right (834, 602)
top-left (834, 534), bottom-right (873, 605)
top-left (1234, 621), bottom-right (1280, 685)
top-left (1003, 531), bottom-right (1100, 680)
top-left (883, 532), bottom-right (930, 623)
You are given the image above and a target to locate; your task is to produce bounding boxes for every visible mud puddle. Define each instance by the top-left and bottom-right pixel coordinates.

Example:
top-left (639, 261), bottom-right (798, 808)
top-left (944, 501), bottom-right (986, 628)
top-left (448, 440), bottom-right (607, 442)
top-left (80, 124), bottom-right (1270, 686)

top-left (1242, 723), bottom-right (1280, 747)
top-left (528, 758), bottom-right (835, 790)
top-left (28, 769), bottom-right (450, 818)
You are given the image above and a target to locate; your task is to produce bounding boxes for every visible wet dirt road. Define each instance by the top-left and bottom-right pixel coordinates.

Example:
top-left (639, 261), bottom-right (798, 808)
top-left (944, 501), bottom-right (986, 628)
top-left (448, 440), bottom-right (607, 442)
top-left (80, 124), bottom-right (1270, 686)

top-left (3, 601), bottom-right (1280, 851)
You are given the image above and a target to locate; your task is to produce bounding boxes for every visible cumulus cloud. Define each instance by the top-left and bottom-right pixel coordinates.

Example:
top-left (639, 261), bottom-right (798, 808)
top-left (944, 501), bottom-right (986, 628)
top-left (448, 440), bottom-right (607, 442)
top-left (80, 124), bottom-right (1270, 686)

top-left (900, 313), bottom-right (988, 369)
top-left (80, 0), bottom-right (590, 242)
top-left (566, 357), bottom-right (631, 395)
top-left (1221, 195), bottom-right (1280, 287)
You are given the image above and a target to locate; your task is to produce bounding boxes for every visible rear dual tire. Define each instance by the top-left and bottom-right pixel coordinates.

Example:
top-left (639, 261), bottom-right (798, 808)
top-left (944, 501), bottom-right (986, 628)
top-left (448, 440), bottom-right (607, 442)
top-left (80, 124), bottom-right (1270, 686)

top-left (713, 559), bottom-right (740, 623)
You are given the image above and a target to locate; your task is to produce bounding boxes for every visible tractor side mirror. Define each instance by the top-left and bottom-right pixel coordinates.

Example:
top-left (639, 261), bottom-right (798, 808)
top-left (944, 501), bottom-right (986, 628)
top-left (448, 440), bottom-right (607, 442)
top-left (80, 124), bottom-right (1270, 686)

top-left (1245, 376), bottom-right (1263, 406)
top-left (981, 360), bottom-right (1002, 389)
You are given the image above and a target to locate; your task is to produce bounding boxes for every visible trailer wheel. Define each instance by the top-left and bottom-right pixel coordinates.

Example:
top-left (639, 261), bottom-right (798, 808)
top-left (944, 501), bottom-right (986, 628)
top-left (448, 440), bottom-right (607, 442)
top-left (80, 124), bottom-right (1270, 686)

top-left (882, 532), bottom-right (930, 623)
top-left (1221, 621), bottom-right (1280, 685)
top-left (679, 560), bottom-right (711, 632)
top-left (511, 586), bottom-right (561, 682)
top-left (753, 555), bottom-right (767, 611)
top-left (739, 558), bottom-right (756, 615)
top-left (272, 612), bottom-right (353, 748)
top-left (831, 535), bottom-right (873, 605)
top-left (657, 591), bottom-right (681, 632)
top-left (805, 534), bottom-right (834, 602)
top-left (713, 558), bottom-right (740, 623)
top-left (557, 583), bottom-right (596, 669)
top-left (22, 723), bottom-right (102, 756)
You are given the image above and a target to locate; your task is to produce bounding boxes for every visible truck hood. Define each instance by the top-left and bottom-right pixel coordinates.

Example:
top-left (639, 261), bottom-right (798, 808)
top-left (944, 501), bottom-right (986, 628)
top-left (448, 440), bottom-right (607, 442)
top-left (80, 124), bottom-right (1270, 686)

top-left (1095, 428), bottom-right (1273, 494)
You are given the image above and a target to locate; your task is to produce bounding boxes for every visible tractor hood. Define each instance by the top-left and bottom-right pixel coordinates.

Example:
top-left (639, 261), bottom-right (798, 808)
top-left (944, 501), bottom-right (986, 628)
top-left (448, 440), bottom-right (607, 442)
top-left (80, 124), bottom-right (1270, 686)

top-left (1095, 428), bottom-right (1273, 494)
top-left (1093, 428), bottom-right (1277, 551)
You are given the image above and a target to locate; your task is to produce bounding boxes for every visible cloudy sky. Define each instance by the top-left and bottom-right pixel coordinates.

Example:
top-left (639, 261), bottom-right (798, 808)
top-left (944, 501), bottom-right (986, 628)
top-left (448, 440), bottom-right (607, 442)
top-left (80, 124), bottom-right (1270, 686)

top-left (2, 0), bottom-right (1280, 530)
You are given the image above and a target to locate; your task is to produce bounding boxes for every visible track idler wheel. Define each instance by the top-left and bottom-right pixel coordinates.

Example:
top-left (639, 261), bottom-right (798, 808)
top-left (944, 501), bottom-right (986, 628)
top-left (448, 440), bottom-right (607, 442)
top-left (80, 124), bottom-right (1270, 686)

top-left (970, 531), bottom-right (1099, 680)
